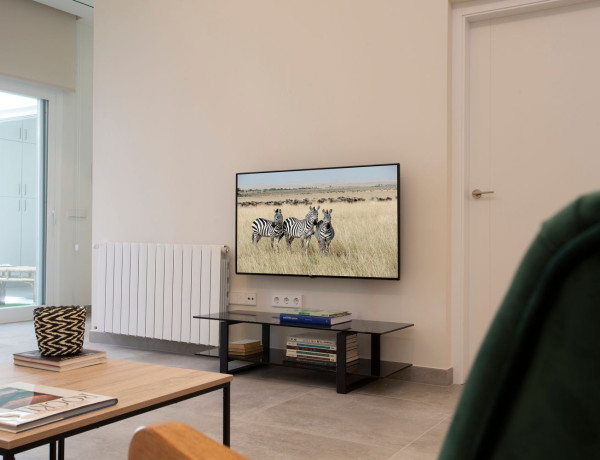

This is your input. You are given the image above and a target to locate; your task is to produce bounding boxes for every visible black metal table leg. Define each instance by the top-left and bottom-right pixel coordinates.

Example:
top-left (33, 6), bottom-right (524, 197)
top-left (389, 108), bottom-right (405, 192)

top-left (3, 453), bottom-right (15, 460)
top-left (336, 331), bottom-right (348, 394)
top-left (223, 383), bottom-right (230, 447)
top-left (371, 334), bottom-right (381, 376)
top-left (219, 320), bottom-right (229, 373)
top-left (262, 324), bottom-right (270, 362)
top-left (58, 438), bottom-right (65, 460)
top-left (49, 441), bottom-right (56, 460)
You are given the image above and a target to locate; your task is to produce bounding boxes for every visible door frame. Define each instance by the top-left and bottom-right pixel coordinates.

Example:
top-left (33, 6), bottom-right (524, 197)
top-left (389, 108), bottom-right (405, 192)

top-left (450, 0), bottom-right (596, 383)
top-left (0, 75), bottom-right (63, 321)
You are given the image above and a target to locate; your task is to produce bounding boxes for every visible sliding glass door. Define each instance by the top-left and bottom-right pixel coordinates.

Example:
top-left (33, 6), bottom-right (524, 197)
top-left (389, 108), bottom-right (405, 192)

top-left (0, 90), bottom-right (46, 307)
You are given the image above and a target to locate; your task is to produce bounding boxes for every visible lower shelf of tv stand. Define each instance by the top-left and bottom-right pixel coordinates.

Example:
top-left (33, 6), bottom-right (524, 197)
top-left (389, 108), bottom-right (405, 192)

top-left (196, 347), bottom-right (412, 379)
top-left (193, 311), bottom-right (414, 393)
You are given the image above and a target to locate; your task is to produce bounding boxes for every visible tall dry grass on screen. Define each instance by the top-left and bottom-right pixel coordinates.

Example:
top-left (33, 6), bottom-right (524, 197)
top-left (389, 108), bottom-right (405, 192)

top-left (236, 189), bottom-right (398, 278)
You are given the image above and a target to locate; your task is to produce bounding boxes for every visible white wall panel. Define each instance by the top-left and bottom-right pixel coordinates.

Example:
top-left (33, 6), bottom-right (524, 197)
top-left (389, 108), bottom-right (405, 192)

top-left (172, 244), bottom-right (183, 342)
top-left (163, 244), bottom-right (174, 341)
top-left (145, 243), bottom-right (156, 338)
top-left (104, 242), bottom-right (115, 333)
top-left (129, 243), bottom-right (139, 336)
top-left (190, 245), bottom-right (202, 344)
top-left (137, 243), bottom-right (147, 337)
top-left (154, 245), bottom-right (165, 340)
top-left (121, 243), bottom-right (131, 335)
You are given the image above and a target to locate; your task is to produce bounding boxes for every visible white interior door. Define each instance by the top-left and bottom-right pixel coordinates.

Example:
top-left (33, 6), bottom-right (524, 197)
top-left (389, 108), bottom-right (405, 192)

top-left (466, 1), bottom-right (600, 373)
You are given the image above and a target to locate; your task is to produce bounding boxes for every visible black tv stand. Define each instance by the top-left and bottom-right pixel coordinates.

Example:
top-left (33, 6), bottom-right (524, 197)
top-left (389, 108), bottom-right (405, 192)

top-left (194, 310), bottom-right (414, 394)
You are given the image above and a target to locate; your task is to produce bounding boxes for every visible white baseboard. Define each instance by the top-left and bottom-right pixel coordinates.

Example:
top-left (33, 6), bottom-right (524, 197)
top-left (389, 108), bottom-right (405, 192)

top-left (0, 306), bottom-right (35, 324)
top-left (390, 366), bottom-right (454, 386)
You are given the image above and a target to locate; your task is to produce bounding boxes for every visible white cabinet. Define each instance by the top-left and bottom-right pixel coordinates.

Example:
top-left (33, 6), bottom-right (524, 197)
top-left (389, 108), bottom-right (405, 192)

top-left (0, 197), bottom-right (22, 266)
top-left (21, 118), bottom-right (37, 144)
top-left (21, 143), bottom-right (37, 199)
top-left (0, 119), bottom-right (23, 142)
top-left (0, 117), bottom-right (39, 267)
top-left (0, 117), bottom-right (36, 143)
top-left (21, 199), bottom-right (37, 266)
top-left (0, 139), bottom-right (21, 197)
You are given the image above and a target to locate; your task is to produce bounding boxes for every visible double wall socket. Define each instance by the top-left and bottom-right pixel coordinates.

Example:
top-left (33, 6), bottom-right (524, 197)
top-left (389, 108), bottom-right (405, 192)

top-left (272, 293), bottom-right (303, 308)
top-left (230, 292), bottom-right (257, 306)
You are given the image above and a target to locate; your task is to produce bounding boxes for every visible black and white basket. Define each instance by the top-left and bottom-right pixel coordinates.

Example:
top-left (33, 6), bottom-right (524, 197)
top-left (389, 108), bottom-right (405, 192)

top-left (33, 306), bottom-right (86, 356)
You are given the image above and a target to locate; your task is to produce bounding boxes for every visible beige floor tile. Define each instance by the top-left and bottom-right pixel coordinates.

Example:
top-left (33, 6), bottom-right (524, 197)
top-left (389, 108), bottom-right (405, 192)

top-left (358, 379), bottom-right (463, 417)
top-left (242, 387), bottom-right (449, 450)
top-left (221, 419), bottom-right (399, 460)
top-left (389, 418), bottom-right (452, 460)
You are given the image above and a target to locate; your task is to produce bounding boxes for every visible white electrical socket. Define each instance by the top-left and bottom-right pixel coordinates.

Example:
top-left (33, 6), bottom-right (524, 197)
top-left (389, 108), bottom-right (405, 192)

top-left (230, 292), bottom-right (257, 306)
top-left (272, 293), bottom-right (303, 308)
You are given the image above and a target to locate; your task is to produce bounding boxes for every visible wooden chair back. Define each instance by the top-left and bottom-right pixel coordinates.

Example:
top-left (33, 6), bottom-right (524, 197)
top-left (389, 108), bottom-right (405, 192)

top-left (128, 421), bottom-right (248, 460)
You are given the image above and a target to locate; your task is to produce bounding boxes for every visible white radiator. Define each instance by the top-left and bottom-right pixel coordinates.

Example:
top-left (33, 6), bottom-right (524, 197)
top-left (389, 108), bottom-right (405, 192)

top-left (92, 243), bottom-right (229, 346)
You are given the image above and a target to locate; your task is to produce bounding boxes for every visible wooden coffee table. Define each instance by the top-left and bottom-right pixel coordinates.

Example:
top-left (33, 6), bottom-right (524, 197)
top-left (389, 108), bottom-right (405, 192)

top-left (0, 359), bottom-right (232, 460)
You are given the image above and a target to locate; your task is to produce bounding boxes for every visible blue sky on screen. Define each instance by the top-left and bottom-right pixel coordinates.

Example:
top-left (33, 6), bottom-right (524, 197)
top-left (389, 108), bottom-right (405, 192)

top-left (238, 164), bottom-right (397, 187)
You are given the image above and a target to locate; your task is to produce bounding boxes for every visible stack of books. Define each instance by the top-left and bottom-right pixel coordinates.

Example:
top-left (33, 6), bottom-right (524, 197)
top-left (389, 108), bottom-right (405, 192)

top-left (284, 330), bottom-right (358, 368)
top-left (13, 349), bottom-right (107, 372)
top-left (279, 309), bottom-right (352, 326)
top-left (228, 339), bottom-right (263, 358)
top-left (0, 382), bottom-right (117, 433)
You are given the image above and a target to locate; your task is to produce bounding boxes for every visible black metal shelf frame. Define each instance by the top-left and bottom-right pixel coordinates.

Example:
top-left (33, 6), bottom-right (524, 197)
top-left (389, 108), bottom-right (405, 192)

top-left (195, 313), bottom-right (414, 394)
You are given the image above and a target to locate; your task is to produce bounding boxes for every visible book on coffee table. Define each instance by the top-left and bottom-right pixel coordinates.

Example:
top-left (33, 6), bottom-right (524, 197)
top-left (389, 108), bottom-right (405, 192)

top-left (0, 382), bottom-right (117, 433)
top-left (13, 349), bottom-right (107, 372)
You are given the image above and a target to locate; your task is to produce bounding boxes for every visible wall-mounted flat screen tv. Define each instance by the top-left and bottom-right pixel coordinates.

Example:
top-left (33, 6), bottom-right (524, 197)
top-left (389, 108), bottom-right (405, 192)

top-left (236, 163), bottom-right (400, 280)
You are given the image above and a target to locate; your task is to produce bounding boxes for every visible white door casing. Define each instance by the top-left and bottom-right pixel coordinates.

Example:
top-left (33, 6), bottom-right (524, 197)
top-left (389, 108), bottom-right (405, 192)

top-left (451, 0), bottom-right (600, 384)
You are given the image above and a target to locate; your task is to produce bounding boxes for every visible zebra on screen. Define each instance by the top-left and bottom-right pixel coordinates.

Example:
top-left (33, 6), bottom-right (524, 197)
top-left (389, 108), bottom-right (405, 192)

top-left (316, 208), bottom-right (335, 254)
top-left (252, 208), bottom-right (284, 251)
top-left (283, 205), bottom-right (320, 253)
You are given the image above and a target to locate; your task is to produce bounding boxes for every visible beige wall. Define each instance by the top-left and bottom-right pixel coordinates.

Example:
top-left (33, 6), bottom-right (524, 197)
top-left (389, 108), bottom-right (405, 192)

top-left (93, 0), bottom-right (450, 369)
top-left (0, 0), bottom-right (76, 91)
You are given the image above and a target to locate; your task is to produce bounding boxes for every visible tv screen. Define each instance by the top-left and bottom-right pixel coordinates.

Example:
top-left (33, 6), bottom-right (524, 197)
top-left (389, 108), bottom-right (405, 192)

top-left (236, 163), bottom-right (400, 280)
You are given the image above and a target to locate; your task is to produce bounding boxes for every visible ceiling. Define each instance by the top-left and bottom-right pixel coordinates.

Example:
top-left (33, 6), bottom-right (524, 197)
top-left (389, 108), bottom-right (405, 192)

top-left (33, 0), bottom-right (93, 23)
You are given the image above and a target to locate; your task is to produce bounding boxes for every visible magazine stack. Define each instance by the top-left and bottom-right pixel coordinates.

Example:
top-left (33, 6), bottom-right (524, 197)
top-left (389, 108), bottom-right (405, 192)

top-left (228, 339), bottom-right (263, 359)
top-left (0, 382), bottom-right (117, 433)
top-left (285, 330), bottom-right (358, 369)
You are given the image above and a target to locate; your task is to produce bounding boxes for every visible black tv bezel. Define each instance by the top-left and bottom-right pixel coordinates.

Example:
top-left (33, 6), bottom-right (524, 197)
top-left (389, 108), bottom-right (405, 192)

top-left (235, 162), bottom-right (400, 281)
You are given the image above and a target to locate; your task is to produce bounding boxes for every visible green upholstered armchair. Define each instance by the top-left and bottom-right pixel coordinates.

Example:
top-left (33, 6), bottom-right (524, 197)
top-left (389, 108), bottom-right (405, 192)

top-left (440, 192), bottom-right (600, 460)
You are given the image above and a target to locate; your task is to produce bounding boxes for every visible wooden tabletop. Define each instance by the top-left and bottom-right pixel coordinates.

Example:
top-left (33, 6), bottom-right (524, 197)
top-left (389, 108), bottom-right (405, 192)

top-left (0, 359), bottom-right (232, 450)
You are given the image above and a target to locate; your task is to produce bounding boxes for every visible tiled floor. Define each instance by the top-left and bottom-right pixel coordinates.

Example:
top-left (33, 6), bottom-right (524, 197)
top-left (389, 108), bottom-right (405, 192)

top-left (0, 321), bottom-right (462, 459)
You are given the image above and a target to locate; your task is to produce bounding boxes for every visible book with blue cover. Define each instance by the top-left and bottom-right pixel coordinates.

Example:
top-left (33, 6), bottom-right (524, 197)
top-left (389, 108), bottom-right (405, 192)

top-left (279, 312), bottom-right (352, 326)
top-left (295, 310), bottom-right (350, 318)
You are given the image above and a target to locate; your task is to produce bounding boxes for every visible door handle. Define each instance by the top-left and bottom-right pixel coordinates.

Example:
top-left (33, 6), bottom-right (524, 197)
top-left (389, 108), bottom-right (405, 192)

top-left (472, 189), bottom-right (495, 199)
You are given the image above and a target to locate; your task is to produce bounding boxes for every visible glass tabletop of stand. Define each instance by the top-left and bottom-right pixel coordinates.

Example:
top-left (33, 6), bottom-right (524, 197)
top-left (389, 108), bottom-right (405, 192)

top-left (194, 310), bottom-right (413, 335)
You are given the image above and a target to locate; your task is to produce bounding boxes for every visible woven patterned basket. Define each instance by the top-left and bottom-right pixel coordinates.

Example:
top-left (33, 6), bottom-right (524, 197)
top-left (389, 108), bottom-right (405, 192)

top-left (33, 306), bottom-right (86, 356)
